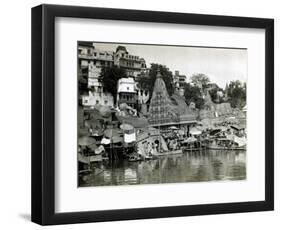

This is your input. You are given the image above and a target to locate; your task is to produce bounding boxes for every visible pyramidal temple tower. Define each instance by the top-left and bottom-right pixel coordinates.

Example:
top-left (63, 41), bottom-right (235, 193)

top-left (148, 70), bottom-right (178, 125)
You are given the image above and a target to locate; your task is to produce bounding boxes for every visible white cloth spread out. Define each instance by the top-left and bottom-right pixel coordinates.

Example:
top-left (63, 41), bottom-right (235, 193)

top-left (227, 134), bottom-right (247, 147)
top-left (101, 138), bottom-right (110, 145)
top-left (124, 132), bottom-right (136, 143)
top-left (95, 145), bottom-right (105, 155)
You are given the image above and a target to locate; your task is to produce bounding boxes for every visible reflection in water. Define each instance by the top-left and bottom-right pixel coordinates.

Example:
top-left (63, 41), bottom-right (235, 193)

top-left (79, 150), bottom-right (246, 187)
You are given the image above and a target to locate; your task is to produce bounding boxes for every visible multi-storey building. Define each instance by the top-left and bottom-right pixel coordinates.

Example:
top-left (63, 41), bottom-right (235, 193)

top-left (136, 87), bottom-right (150, 104)
top-left (78, 43), bottom-right (148, 108)
top-left (173, 70), bottom-right (186, 96)
top-left (81, 90), bottom-right (114, 107)
top-left (114, 46), bottom-right (147, 78)
top-left (117, 78), bottom-right (138, 109)
top-left (136, 85), bottom-right (150, 115)
top-left (78, 41), bottom-right (114, 88)
top-left (78, 42), bottom-right (115, 107)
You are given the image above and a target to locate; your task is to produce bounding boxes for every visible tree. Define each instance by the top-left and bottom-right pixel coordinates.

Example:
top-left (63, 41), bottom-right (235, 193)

top-left (226, 80), bottom-right (246, 108)
top-left (190, 73), bottom-right (210, 89)
top-left (137, 63), bottom-right (174, 100)
top-left (99, 65), bottom-right (126, 104)
top-left (209, 86), bottom-right (224, 103)
top-left (184, 83), bottom-right (205, 109)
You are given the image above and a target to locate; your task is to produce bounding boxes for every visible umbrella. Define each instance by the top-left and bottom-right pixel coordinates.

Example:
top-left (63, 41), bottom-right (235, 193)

top-left (78, 127), bottom-right (90, 137)
top-left (182, 136), bottom-right (197, 143)
top-left (111, 136), bottom-right (123, 144)
top-left (104, 128), bottom-right (122, 138)
top-left (119, 103), bottom-right (128, 110)
top-left (85, 119), bottom-right (104, 136)
top-left (84, 108), bottom-right (103, 120)
top-left (78, 136), bottom-right (96, 146)
top-left (98, 105), bottom-right (113, 118)
top-left (189, 127), bottom-right (202, 135)
top-left (178, 130), bottom-right (185, 135)
top-left (117, 115), bottom-right (148, 128)
top-left (169, 126), bottom-right (178, 130)
top-left (104, 128), bottom-right (124, 144)
top-left (88, 143), bottom-right (98, 151)
top-left (85, 119), bottom-right (102, 129)
top-left (209, 129), bottom-right (222, 136)
top-left (120, 123), bottom-right (134, 131)
top-left (102, 135), bottom-right (123, 144)
top-left (93, 104), bottom-right (102, 110)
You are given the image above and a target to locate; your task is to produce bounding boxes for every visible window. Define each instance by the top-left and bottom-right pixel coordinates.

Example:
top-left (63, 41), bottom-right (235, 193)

top-left (127, 87), bottom-right (129, 91)
top-left (96, 100), bottom-right (99, 104)
top-left (104, 100), bottom-right (108, 105)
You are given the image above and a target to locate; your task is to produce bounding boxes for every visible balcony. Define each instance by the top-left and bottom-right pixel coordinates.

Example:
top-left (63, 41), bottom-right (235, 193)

top-left (78, 53), bottom-right (114, 62)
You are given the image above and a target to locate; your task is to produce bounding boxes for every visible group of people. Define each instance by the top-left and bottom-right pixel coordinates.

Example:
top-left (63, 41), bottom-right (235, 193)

top-left (167, 138), bottom-right (180, 151)
top-left (144, 141), bottom-right (160, 156)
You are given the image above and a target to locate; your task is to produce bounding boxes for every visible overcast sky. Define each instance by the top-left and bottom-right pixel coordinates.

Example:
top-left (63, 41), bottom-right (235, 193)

top-left (91, 42), bottom-right (247, 88)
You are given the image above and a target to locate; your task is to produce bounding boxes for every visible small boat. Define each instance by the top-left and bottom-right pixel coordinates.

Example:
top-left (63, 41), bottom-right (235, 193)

top-left (79, 168), bottom-right (92, 174)
top-left (170, 149), bottom-right (183, 154)
top-left (144, 155), bottom-right (153, 160)
top-left (207, 146), bottom-right (246, 151)
top-left (180, 139), bottom-right (205, 151)
top-left (153, 149), bottom-right (183, 156)
top-left (78, 153), bottom-right (103, 163)
top-left (128, 155), bottom-right (141, 162)
top-left (205, 138), bottom-right (246, 151)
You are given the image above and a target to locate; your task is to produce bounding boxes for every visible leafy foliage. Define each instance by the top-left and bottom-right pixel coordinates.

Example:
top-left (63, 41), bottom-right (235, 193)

top-left (78, 67), bottom-right (89, 93)
top-left (190, 73), bottom-right (210, 89)
top-left (226, 80), bottom-right (246, 108)
top-left (209, 86), bottom-right (224, 103)
top-left (99, 65), bottom-right (127, 104)
top-left (184, 83), bottom-right (205, 109)
top-left (137, 63), bottom-right (174, 100)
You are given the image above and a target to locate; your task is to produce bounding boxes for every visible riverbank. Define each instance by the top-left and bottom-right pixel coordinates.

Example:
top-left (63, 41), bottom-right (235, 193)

top-left (79, 149), bottom-right (246, 187)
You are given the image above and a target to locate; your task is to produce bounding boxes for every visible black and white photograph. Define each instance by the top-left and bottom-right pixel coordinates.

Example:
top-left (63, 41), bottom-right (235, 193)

top-left (29, 3), bottom-right (274, 226)
top-left (77, 42), bottom-right (247, 187)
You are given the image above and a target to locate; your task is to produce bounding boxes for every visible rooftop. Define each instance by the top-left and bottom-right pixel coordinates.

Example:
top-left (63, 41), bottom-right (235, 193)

top-left (116, 45), bottom-right (128, 53)
top-left (117, 78), bottom-right (136, 93)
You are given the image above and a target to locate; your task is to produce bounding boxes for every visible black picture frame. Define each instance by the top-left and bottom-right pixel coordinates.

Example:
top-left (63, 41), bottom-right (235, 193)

top-left (31, 4), bottom-right (274, 225)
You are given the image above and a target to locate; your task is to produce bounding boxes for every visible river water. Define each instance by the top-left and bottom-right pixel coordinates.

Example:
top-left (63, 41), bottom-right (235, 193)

top-left (79, 150), bottom-right (246, 187)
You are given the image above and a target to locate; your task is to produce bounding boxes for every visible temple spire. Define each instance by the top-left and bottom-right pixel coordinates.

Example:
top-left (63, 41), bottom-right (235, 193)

top-left (148, 67), bottom-right (176, 125)
top-left (156, 68), bottom-right (162, 78)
